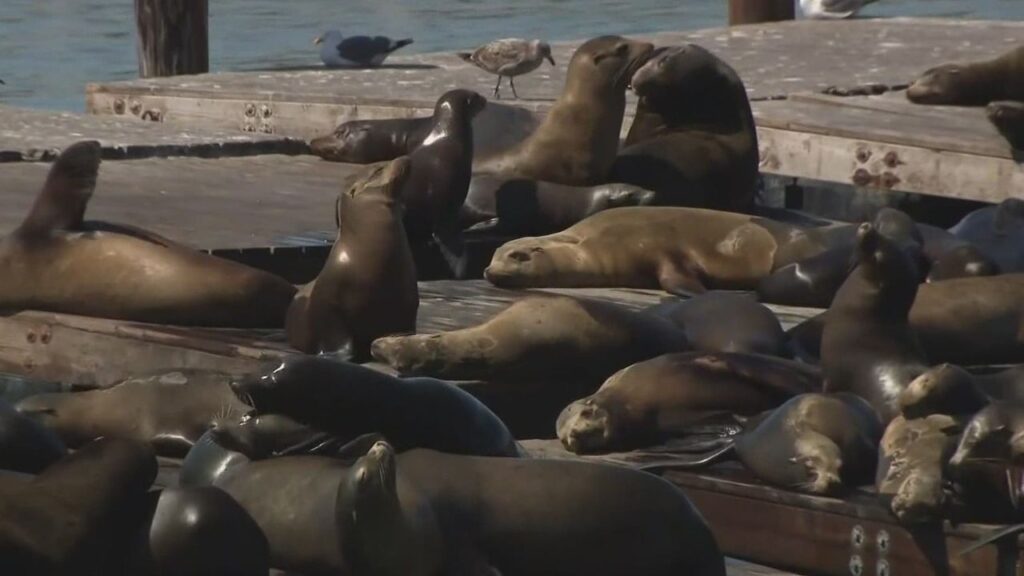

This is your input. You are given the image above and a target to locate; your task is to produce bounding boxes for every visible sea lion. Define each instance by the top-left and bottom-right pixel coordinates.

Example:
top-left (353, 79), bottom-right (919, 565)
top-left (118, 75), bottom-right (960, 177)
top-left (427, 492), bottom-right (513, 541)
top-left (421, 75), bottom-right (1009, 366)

top-left (557, 351), bottom-right (821, 454)
top-left (371, 293), bottom-right (686, 384)
top-left (134, 486), bottom-right (269, 576)
top-left (179, 430), bottom-right (252, 488)
top-left (907, 45), bottom-right (1024, 106)
top-left (821, 223), bottom-right (929, 424)
top-left (214, 456), bottom-right (351, 575)
top-left (876, 414), bottom-right (961, 524)
top-left (311, 116), bottom-right (432, 163)
top-left (0, 438), bottom-right (156, 574)
top-left (230, 355), bottom-right (519, 457)
top-left (475, 35), bottom-right (655, 185)
top-left (286, 157), bottom-right (419, 358)
top-left (899, 364), bottom-right (991, 419)
top-left (16, 369), bottom-right (249, 458)
top-left (484, 206), bottom-right (813, 294)
top-left (988, 100), bottom-right (1024, 149)
top-left (611, 44), bottom-right (758, 213)
top-left (644, 292), bottom-right (787, 356)
top-left (340, 441), bottom-right (727, 576)
top-left (0, 141), bottom-right (297, 327)
top-left (460, 174), bottom-right (656, 234)
top-left (0, 399), bottom-right (66, 474)
top-left (950, 198), bottom-right (1024, 274)
top-left (949, 401), bottom-right (1024, 468)
top-left (917, 223), bottom-right (999, 282)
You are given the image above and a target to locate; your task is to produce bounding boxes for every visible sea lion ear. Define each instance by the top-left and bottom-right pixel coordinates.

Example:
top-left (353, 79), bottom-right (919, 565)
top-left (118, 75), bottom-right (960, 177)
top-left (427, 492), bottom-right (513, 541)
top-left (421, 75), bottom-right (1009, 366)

top-left (21, 140), bottom-right (101, 233)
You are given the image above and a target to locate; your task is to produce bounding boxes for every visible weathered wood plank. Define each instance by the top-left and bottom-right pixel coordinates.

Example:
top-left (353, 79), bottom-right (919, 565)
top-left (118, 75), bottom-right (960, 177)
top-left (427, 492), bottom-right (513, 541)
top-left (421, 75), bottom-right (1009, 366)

top-left (729, 0), bottom-right (795, 25)
top-left (134, 0), bottom-right (209, 78)
top-left (0, 105), bottom-right (307, 162)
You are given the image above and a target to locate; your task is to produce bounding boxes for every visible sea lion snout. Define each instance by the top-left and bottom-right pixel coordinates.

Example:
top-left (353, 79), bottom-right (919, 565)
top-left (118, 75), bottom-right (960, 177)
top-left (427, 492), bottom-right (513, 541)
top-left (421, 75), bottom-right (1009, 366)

top-left (557, 399), bottom-right (614, 454)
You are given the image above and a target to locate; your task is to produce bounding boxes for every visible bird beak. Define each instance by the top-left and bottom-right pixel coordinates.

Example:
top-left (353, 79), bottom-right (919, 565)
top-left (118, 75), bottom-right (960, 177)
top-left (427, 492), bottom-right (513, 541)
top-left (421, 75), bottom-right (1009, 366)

top-left (546, 55), bottom-right (556, 66)
top-left (313, 36), bottom-right (323, 46)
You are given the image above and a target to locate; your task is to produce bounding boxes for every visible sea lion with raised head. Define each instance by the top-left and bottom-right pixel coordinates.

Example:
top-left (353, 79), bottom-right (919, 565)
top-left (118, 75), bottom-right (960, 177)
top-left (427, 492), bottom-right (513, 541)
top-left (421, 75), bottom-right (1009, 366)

top-left (0, 141), bottom-right (297, 327)
top-left (611, 44), bottom-right (759, 213)
top-left (644, 292), bottom-right (788, 356)
top-left (475, 35), bottom-right (655, 185)
top-left (16, 369), bottom-right (250, 458)
top-left (557, 351), bottom-right (821, 454)
top-left (0, 438), bottom-right (156, 574)
top-left (286, 157), bottom-right (419, 358)
top-left (340, 440), bottom-right (727, 576)
top-left (230, 356), bottom-right (519, 457)
top-left (311, 116), bottom-right (432, 163)
top-left (821, 223), bottom-right (929, 424)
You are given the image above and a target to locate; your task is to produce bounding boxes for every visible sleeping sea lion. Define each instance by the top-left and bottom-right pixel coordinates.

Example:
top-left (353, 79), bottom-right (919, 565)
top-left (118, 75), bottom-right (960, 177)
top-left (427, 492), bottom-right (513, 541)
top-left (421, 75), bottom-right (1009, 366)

top-left (642, 292), bottom-right (787, 357)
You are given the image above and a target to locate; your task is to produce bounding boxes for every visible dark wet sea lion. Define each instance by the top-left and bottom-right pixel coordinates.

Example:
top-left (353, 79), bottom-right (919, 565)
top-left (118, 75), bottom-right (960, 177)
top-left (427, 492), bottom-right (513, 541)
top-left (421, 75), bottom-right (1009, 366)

top-left (134, 486), bottom-right (269, 576)
top-left (876, 414), bottom-right (961, 523)
top-left (917, 222), bottom-right (1000, 282)
top-left (230, 356), bottom-right (519, 457)
top-left (311, 116), bottom-right (432, 163)
top-left (180, 430), bottom-right (252, 488)
top-left (214, 456), bottom-right (351, 575)
top-left (340, 441), bottom-right (727, 576)
top-left (612, 44), bottom-right (758, 213)
top-left (16, 369), bottom-right (249, 458)
top-left (286, 157), bottom-right (419, 358)
top-left (0, 399), bottom-right (66, 474)
top-left (0, 141), bottom-right (296, 327)
top-left (899, 364), bottom-right (990, 419)
top-left (907, 45), bottom-right (1024, 106)
top-left (643, 292), bottom-right (787, 357)
top-left (949, 401), bottom-right (1024, 468)
top-left (988, 100), bottom-right (1024, 149)
top-left (557, 351), bottom-right (821, 454)
top-left (0, 438), bottom-right (156, 574)
top-left (371, 293), bottom-right (686, 384)
top-left (460, 174), bottom-right (656, 234)
top-left (821, 223), bottom-right (928, 424)
top-left (950, 198), bottom-right (1024, 273)
top-left (476, 35), bottom-right (655, 185)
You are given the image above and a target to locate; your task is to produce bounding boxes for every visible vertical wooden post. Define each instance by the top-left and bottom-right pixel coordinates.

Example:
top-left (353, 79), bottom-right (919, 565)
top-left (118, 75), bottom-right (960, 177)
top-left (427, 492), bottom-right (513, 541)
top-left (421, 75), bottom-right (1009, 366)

top-left (134, 0), bottom-right (209, 78)
top-left (729, 0), bottom-right (795, 25)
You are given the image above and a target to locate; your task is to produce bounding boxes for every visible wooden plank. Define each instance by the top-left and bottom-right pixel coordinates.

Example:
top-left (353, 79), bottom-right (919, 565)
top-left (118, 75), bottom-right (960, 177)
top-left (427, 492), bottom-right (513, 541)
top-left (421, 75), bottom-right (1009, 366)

top-left (0, 105), bottom-right (307, 162)
top-left (134, 0), bottom-right (209, 78)
top-left (729, 0), bottom-right (795, 25)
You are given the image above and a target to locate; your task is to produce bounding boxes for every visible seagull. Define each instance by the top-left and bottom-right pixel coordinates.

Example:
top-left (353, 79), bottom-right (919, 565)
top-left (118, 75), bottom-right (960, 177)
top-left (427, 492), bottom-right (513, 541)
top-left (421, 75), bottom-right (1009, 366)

top-left (313, 31), bottom-right (413, 68)
top-left (457, 38), bottom-right (555, 100)
top-left (800, 0), bottom-right (878, 19)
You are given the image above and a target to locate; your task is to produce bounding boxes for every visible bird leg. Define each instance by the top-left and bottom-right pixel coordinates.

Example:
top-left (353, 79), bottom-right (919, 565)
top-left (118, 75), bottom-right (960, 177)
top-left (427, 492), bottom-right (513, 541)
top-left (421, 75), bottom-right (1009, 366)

top-left (493, 75), bottom-right (503, 99)
top-left (510, 76), bottom-right (519, 99)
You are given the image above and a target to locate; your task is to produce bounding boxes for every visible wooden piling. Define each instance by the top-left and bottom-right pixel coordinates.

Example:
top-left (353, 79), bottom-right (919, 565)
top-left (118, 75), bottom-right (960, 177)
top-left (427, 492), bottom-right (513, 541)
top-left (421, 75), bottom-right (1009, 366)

top-left (134, 0), bottom-right (209, 78)
top-left (728, 0), bottom-right (795, 25)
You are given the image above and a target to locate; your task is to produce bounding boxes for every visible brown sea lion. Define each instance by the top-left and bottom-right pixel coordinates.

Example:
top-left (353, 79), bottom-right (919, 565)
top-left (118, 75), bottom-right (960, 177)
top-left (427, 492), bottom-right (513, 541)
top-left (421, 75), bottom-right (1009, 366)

top-left (643, 292), bottom-right (787, 356)
top-left (0, 438), bottom-right (156, 574)
top-left (286, 157), bottom-right (419, 358)
top-left (0, 141), bottom-right (297, 327)
top-left (311, 116), bottom-right (432, 163)
top-left (899, 364), bottom-right (990, 420)
top-left (876, 414), bottom-right (961, 524)
top-left (906, 45), bottom-right (1024, 106)
top-left (340, 440), bottom-right (727, 576)
top-left (475, 35), bottom-right (655, 185)
top-left (988, 100), bottom-right (1024, 149)
top-left (370, 293), bottom-right (686, 384)
top-left (611, 44), bottom-right (759, 213)
top-left (16, 369), bottom-right (249, 458)
top-left (821, 223), bottom-right (929, 424)
top-left (557, 351), bottom-right (821, 454)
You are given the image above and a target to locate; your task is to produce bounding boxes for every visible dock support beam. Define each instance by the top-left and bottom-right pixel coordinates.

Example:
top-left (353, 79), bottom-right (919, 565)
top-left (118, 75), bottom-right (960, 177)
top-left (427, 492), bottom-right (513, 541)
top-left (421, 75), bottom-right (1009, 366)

top-left (729, 0), bottom-right (795, 25)
top-left (134, 0), bottom-right (209, 78)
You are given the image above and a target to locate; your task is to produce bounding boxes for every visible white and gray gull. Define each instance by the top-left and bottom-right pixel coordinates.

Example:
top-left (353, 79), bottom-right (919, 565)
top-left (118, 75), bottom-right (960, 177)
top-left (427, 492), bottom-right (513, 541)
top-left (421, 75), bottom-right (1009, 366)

top-left (800, 0), bottom-right (878, 19)
top-left (314, 30), bottom-right (413, 68)
top-left (457, 38), bottom-right (555, 99)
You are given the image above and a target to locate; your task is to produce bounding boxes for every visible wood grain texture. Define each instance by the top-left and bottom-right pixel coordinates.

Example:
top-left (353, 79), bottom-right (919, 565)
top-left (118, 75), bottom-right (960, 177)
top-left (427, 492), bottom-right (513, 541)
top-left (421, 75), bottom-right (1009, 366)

top-left (134, 0), bottom-right (208, 78)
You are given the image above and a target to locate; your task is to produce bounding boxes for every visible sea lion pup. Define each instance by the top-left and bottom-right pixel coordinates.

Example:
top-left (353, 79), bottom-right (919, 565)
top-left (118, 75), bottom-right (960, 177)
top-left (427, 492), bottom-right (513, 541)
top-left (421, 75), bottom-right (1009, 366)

top-left (557, 351), bottom-right (821, 454)
top-left (484, 206), bottom-right (814, 294)
top-left (876, 414), bottom-right (962, 524)
top-left (949, 401), bottom-right (1024, 468)
top-left (899, 364), bottom-right (991, 420)
top-left (230, 355), bottom-right (519, 457)
top-left (0, 438), bottom-right (157, 574)
top-left (611, 44), bottom-right (758, 213)
top-left (643, 292), bottom-right (788, 357)
top-left (907, 45), bottom-right (1024, 106)
top-left (0, 141), bottom-right (297, 327)
top-left (396, 90), bottom-right (487, 277)
top-left (475, 35), bottom-right (655, 185)
top-left (16, 369), bottom-right (250, 458)
top-left (311, 115), bottom-right (432, 163)
top-left (340, 441), bottom-right (727, 576)
top-left (950, 197), bottom-right (1024, 273)
top-left (0, 399), bottom-right (66, 474)
top-left (132, 486), bottom-right (270, 576)
top-left (988, 100), bottom-right (1024, 149)
top-left (287, 157), bottom-right (419, 359)
top-left (371, 293), bottom-right (686, 383)
top-left (821, 223), bottom-right (929, 424)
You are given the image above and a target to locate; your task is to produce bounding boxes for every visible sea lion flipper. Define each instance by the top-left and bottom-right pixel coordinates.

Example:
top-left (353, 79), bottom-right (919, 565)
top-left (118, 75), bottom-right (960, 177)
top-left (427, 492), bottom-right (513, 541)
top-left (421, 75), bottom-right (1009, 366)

top-left (959, 523), bottom-right (1024, 556)
top-left (20, 140), bottom-right (102, 234)
top-left (657, 262), bottom-right (706, 297)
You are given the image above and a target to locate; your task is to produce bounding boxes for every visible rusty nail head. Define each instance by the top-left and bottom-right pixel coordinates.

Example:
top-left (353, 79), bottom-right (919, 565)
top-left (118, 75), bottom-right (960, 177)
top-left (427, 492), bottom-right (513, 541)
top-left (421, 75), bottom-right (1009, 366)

top-left (244, 103), bottom-right (257, 117)
top-left (884, 151), bottom-right (900, 168)
top-left (113, 98), bottom-right (126, 114)
top-left (881, 172), bottom-right (900, 189)
top-left (26, 332), bottom-right (36, 343)
top-left (877, 530), bottom-right (890, 553)
top-left (856, 148), bottom-right (871, 163)
top-left (852, 168), bottom-right (874, 187)
top-left (849, 554), bottom-right (864, 576)
top-left (877, 559), bottom-right (890, 576)
top-left (40, 332), bottom-right (51, 344)
top-left (852, 525), bottom-right (865, 548)
top-left (259, 104), bottom-right (272, 118)
top-left (129, 100), bottom-right (142, 115)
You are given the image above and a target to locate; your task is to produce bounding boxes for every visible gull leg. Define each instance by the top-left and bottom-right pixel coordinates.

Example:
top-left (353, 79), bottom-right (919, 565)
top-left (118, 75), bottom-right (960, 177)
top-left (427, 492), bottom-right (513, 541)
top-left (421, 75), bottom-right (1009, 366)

top-left (510, 76), bottom-right (519, 99)
top-left (493, 75), bottom-right (502, 99)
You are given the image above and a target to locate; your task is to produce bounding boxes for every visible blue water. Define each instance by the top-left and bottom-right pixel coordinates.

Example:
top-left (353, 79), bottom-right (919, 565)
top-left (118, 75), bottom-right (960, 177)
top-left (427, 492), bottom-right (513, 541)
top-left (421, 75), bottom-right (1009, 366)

top-left (1, 0), bottom-right (1022, 112)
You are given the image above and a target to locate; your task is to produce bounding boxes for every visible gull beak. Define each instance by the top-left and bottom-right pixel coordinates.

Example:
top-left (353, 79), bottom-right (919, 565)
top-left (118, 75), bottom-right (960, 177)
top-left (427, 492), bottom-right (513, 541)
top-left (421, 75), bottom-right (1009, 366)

top-left (313, 36), bottom-right (323, 46)
top-left (546, 54), bottom-right (556, 66)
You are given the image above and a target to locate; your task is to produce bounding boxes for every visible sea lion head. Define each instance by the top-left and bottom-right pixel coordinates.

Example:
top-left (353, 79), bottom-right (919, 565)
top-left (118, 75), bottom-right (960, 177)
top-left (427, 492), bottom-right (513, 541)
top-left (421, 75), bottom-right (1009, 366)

top-left (630, 44), bottom-right (722, 97)
top-left (891, 472), bottom-right (947, 524)
top-left (310, 122), bottom-right (375, 163)
top-left (790, 434), bottom-right (844, 496)
top-left (906, 64), bottom-right (988, 106)
top-left (435, 88), bottom-right (487, 120)
top-left (566, 35), bottom-right (655, 94)
top-left (850, 222), bottom-right (923, 310)
top-left (484, 237), bottom-right (575, 287)
top-left (900, 363), bottom-right (988, 419)
top-left (208, 412), bottom-right (315, 459)
top-left (231, 356), bottom-right (334, 414)
top-left (335, 156), bottom-right (412, 227)
top-left (556, 398), bottom-right (619, 454)
top-left (340, 440), bottom-right (399, 520)
top-left (949, 402), bottom-right (1022, 467)
top-left (15, 392), bottom-right (91, 446)
top-left (927, 244), bottom-right (999, 283)
top-left (987, 101), bottom-right (1024, 150)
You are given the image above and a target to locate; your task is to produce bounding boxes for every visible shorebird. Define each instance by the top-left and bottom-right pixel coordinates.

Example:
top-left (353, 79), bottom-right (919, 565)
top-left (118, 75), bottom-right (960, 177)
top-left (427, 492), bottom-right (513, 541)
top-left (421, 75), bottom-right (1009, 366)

top-left (457, 38), bottom-right (555, 99)
top-left (314, 31), bottom-right (413, 68)
top-left (800, 0), bottom-right (879, 19)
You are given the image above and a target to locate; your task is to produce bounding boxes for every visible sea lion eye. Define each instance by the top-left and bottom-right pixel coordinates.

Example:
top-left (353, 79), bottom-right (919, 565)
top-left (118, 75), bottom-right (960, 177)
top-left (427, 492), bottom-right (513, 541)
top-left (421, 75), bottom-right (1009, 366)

top-left (615, 43), bottom-right (629, 57)
top-left (508, 251), bottom-right (531, 263)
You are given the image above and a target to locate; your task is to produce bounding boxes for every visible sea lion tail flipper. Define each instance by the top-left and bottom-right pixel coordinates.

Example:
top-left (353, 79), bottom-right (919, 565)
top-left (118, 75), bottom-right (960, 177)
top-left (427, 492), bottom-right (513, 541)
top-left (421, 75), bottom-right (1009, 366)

top-left (657, 263), bottom-right (707, 298)
top-left (621, 441), bottom-right (736, 472)
top-left (22, 140), bottom-right (102, 233)
top-left (959, 524), bottom-right (1024, 556)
